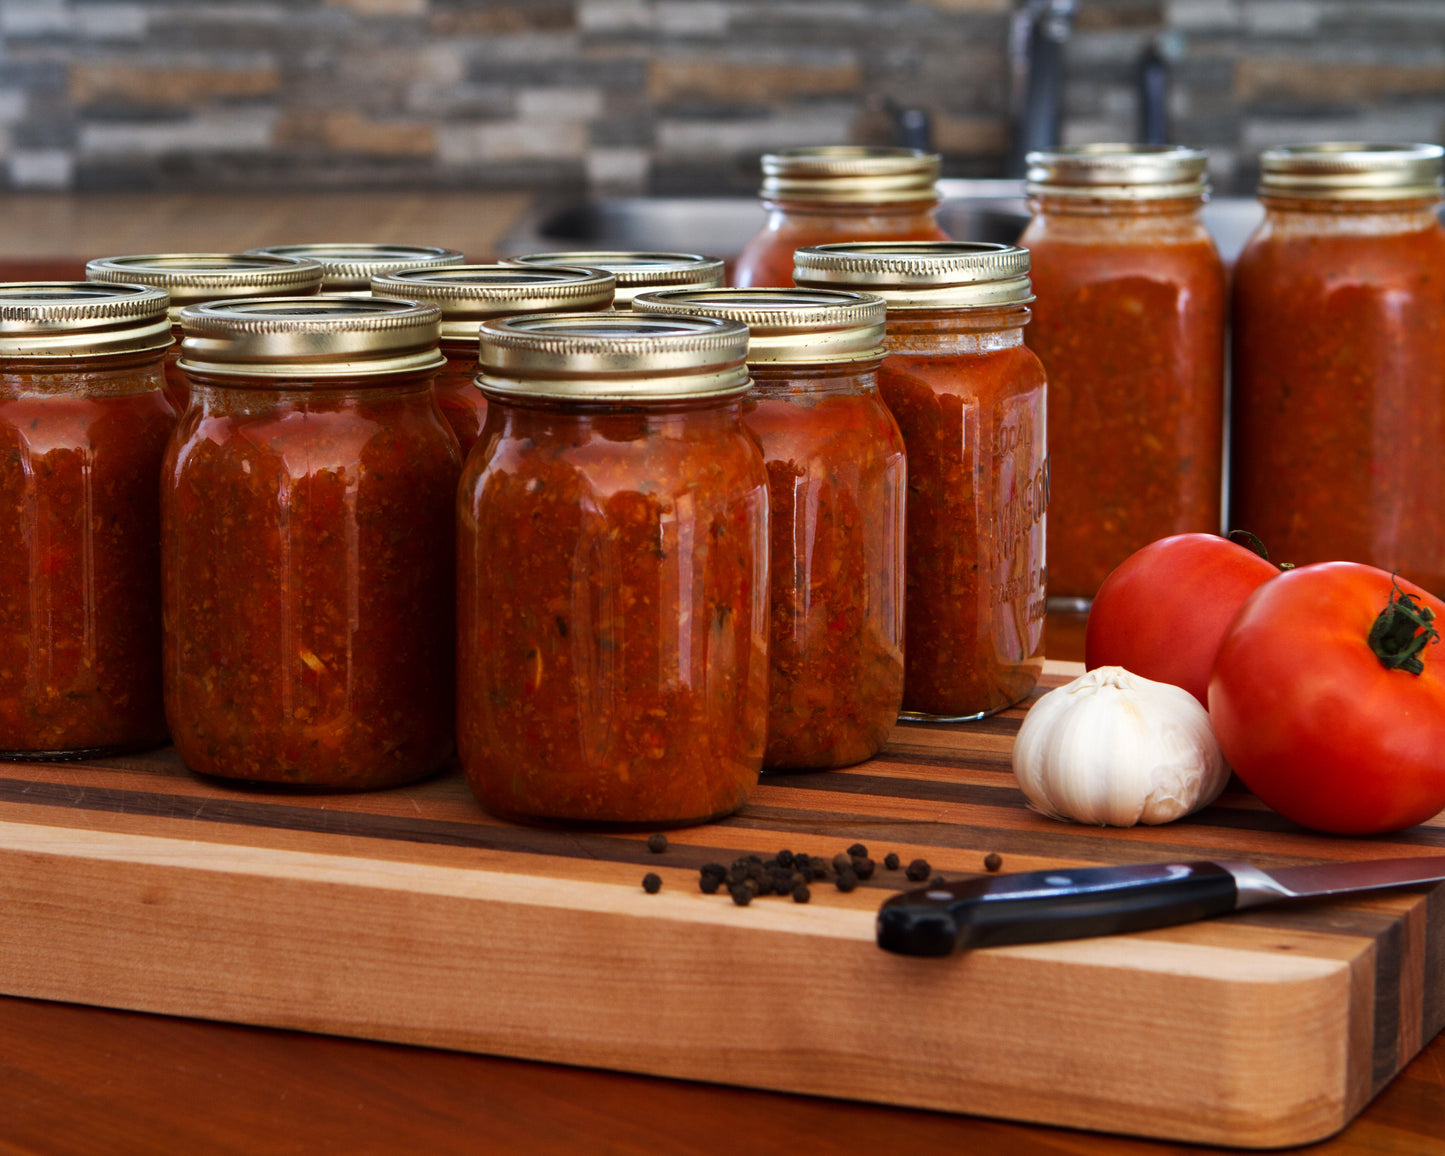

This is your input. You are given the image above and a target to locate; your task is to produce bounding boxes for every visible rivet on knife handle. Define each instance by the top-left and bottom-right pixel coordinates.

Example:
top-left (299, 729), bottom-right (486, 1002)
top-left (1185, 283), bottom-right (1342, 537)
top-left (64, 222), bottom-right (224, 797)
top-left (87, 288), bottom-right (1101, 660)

top-left (875, 861), bottom-right (1238, 956)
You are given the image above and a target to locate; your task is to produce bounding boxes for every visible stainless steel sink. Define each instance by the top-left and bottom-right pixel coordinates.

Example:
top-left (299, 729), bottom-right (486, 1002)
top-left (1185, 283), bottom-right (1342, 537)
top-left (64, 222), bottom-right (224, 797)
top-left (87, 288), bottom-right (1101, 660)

top-left (498, 180), bottom-right (1266, 266)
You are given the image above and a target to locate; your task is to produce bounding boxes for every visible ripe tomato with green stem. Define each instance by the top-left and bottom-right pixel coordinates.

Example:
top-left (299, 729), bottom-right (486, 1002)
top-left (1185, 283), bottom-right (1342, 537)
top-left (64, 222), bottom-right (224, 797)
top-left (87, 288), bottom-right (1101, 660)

top-left (1207, 562), bottom-right (1445, 835)
top-left (1085, 532), bottom-right (1281, 706)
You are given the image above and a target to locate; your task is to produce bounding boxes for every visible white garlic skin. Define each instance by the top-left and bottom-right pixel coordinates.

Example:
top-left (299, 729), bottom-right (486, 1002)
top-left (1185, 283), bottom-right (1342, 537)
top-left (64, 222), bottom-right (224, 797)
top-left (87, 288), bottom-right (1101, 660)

top-left (1011, 666), bottom-right (1229, 826)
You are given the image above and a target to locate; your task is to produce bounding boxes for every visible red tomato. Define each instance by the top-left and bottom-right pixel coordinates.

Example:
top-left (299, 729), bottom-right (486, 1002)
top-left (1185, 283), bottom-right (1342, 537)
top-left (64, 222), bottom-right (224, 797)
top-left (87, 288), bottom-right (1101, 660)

top-left (1085, 533), bottom-right (1279, 706)
top-left (1208, 562), bottom-right (1445, 835)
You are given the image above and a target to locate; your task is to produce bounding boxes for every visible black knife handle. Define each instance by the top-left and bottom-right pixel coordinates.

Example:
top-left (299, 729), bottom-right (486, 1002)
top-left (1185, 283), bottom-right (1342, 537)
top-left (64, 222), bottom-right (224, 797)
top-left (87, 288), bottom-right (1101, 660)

top-left (876, 861), bottom-right (1238, 956)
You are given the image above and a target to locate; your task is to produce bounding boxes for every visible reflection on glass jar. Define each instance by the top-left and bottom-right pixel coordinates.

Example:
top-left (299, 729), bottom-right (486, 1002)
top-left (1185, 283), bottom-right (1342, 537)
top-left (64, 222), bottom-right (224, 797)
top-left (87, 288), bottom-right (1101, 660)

top-left (164, 295), bottom-right (459, 788)
top-left (796, 242), bottom-right (1047, 720)
top-left (459, 312), bottom-right (769, 826)
top-left (0, 282), bottom-right (175, 759)
top-left (632, 286), bottom-right (904, 770)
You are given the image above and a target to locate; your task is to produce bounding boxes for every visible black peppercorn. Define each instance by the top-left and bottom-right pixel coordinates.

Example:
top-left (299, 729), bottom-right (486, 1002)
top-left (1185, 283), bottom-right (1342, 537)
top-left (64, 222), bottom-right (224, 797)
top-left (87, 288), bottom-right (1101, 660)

top-left (832, 852), bottom-right (853, 875)
top-left (699, 874), bottom-right (721, 894)
top-left (701, 862), bottom-right (727, 880)
top-left (883, 852), bottom-right (900, 871)
top-left (792, 885), bottom-right (810, 903)
top-left (776, 849), bottom-right (795, 868)
top-left (905, 858), bottom-right (930, 882)
top-left (642, 872), bottom-right (662, 894)
top-left (835, 871), bottom-right (858, 893)
top-left (929, 876), bottom-right (947, 889)
top-left (850, 856), bottom-right (875, 880)
top-left (984, 852), bottom-right (1003, 872)
top-left (846, 842), bottom-right (868, 858)
top-left (729, 884), bottom-right (753, 906)
top-left (646, 833), bottom-right (668, 854)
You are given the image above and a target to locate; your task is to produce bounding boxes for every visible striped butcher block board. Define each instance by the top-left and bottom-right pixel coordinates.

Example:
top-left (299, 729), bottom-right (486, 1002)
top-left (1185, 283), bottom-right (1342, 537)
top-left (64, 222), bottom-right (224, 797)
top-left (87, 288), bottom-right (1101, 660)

top-left (0, 661), bottom-right (1440, 1149)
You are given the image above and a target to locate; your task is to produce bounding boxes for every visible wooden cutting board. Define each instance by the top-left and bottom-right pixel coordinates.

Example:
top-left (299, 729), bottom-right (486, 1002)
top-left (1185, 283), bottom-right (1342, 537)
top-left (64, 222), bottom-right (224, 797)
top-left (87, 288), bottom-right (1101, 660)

top-left (0, 661), bottom-right (1440, 1149)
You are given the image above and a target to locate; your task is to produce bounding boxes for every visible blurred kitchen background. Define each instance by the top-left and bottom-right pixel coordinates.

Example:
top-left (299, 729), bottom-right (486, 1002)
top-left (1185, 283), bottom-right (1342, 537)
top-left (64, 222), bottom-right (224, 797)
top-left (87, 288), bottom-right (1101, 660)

top-left (0, 0), bottom-right (1442, 257)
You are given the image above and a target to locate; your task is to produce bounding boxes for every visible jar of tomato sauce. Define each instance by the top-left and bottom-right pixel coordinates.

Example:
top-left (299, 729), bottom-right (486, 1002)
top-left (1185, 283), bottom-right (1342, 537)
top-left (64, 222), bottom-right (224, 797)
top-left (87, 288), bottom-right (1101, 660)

top-left (795, 242), bottom-right (1047, 719)
top-left (505, 251), bottom-right (725, 308)
top-left (0, 282), bottom-right (174, 759)
top-left (733, 146), bottom-right (951, 288)
top-left (1019, 145), bottom-right (1226, 601)
top-left (1231, 143), bottom-right (1445, 593)
top-left (370, 264), bottom-right (615, 457)
top-left (459, 312), bottom-right (769, 825)
top-left (245, 243), bottom-right (465, 294)
top-left (86, 253), bottom-right (324, 414)
top-left (164, 296), bottom-right (460, 788)
top-left (631, 287), bottom-right (904, 769)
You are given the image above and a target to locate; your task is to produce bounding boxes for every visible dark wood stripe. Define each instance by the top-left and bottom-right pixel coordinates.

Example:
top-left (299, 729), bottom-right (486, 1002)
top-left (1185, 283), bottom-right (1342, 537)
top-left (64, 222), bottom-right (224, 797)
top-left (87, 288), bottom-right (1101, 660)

top-left (1371, 915), bottom-right (1404, 1093)
top-left (1425, 886), bottom-right (1445, 1043)
top-left (762, 770), bottom-right (1028, 809)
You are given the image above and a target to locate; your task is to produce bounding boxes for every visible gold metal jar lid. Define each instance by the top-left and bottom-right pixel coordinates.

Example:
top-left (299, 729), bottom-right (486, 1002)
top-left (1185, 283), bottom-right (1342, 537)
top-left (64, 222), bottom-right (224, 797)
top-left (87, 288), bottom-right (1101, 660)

top-left (505, 251), bottom-right (725, 307)
top-left (477, 312), bottom-right (751, 402)
top-left (760, 146), bottom-right (941, 205)
top-left (792, 242), bottom-right (1034, 310)
top-left (84, 253), bottom-right (325, 322)
top-left (631, 287), bottom-right (885, 364)
top-left (244, 243), bottom-right (466, 293)
top-left (177, 296), bottom-right (445, 380)
top-left (370, 265), bottom-right (615, 341)
top-left (1258, 143), bottom-right (1445, 201)
top-left (1026, 144), bottom-right (1210, 200)
top-left (0, 281), bottom-right (172, 358)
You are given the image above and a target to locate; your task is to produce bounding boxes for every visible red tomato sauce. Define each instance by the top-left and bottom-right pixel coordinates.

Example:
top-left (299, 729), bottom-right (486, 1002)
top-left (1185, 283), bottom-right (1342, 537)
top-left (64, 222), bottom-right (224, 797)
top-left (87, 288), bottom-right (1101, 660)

top-left (733, 205), bottom-right (950, 289)
top-left (1230, 201), bottom-right (1445, 594)
top-left (1022, 210), bottom-right (1226, 598)
top-left (742, 370), bottom-right (906, 768)
top-left (163, 375), bottom-right (460, 787)
top-left (434, 347), bottom-right (486, 458)
top-left (0, 355), bottom-right (175, 756)
top-left (879, 322), bottom-right (1048, 717)
top-left (458, 397), bottom-right (769, 825)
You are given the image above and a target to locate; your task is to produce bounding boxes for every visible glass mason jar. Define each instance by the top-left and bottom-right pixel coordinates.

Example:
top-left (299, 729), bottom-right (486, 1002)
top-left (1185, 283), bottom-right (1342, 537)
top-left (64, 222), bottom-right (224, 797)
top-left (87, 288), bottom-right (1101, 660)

top-left (0, 282), bottom-right (174, 759)
top-left (506, 251), bottom-right (725, 309)
top-left (1019, 145), bottom-right (1227, 601)
top-left (86, 253), bottom-right (324, 414)
top-left (632, 286), bottom-right (905, 770)
top-left (245, 242), bottom-right (465, 295)
top-left (371, 264), bottom-right (615, 457)
top-left (1231, 143), bottom-right (1445, 593)
top-left (164, 296), bottom-right (460, 788)
top-left (459, 312), bottom-right (770, 825)
top-left (733, 146), bottom-right (951, 288)
top-left (795, 242), bottom-right (1048, 720)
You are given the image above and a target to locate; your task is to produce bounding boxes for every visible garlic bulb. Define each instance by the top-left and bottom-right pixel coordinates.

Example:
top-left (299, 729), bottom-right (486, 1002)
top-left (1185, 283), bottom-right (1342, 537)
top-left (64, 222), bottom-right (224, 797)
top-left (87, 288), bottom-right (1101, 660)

top-left (1011, 666), bottom-right (1228, 826)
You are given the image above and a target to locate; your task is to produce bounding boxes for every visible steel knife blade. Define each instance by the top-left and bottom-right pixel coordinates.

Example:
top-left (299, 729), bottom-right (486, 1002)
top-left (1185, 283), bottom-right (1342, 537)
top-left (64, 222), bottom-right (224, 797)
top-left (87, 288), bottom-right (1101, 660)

top-left (875, 857), bottom-right (1445, 956)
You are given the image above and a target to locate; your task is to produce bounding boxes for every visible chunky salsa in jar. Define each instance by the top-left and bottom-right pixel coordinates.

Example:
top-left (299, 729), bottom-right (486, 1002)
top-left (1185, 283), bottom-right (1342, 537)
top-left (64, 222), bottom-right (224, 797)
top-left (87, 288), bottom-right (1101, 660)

top-left (245, 242), bottom-right (465, 295)
top-left (459, 312), bottom-right (769, 825)
top-left (796, 243), bottom-right (1048, 719)
top-left (0, 282), bottom-right (174, 758)
top-left (632, 287), bottom-right (904, 770)
top-left (370, 264), bottom-right (614, 457)
top-left (164, 296), bottom-right (459, 788)
top-left (1231, 143), bottom-right (1445, 593)
top-left (505, 251), bottom-right (725, 309)
top-left (85, 253), bottom-right (324, 415)
top-left (733, 147), bottom-right (951, 288)
top-left (1019, 145), bottom-right (1226, 600)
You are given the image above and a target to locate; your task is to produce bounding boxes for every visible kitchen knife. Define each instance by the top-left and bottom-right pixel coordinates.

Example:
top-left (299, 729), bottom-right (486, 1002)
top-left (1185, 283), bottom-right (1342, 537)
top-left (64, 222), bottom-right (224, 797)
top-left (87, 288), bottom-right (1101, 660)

top-left (876, 857), bottom-right (1445, 956)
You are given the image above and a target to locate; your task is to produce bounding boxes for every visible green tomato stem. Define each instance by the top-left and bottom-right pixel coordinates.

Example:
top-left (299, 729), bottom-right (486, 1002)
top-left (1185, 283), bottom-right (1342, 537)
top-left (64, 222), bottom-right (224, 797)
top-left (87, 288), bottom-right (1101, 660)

top-left (1368, 577), bottom-right (1439, 676)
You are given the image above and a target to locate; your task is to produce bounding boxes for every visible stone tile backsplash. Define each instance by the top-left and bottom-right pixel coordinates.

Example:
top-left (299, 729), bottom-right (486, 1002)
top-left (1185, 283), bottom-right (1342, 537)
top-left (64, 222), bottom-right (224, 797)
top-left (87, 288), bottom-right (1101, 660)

top-left (1, 0), bottom-right (1441, 196)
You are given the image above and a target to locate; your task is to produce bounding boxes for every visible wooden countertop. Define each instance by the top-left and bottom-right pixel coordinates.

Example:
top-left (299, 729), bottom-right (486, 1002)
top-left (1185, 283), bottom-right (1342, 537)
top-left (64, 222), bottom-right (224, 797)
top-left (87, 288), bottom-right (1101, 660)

top-left (0, 191), bottom-right (534, 261)
top-left (3, 610), bottom-right (1443, 1155)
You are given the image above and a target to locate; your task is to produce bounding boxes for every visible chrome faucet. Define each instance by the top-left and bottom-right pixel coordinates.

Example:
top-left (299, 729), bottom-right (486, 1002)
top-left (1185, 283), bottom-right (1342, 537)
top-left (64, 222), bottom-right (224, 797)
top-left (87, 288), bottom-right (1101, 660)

top-left (1007, 0), bottom-right (1077, 177)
